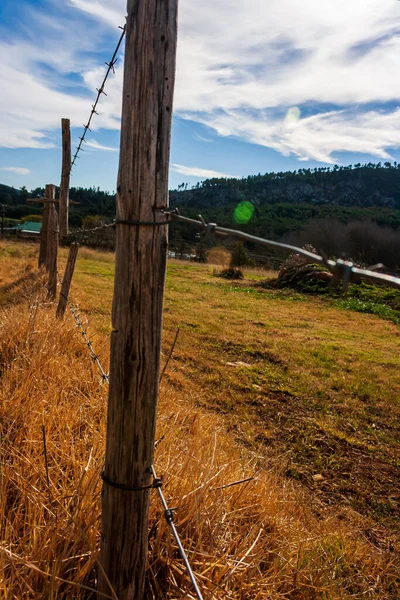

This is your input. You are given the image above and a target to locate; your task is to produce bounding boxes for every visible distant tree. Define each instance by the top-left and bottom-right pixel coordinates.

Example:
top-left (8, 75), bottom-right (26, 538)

top-left (82, 215), bottom-right (107, 229)
top-left (30, 187), bottom-right (44, 198)
top-left (19, 186), bottom-right (29, 203)
top-left (230, 241), bottom-right (249, 267)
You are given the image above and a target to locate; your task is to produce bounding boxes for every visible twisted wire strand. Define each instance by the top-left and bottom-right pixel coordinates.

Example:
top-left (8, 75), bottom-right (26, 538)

top-left (57, 273), bottom-right (109, 383)
top-left (57, 271), bottom-right (202, 598)
top-left (150, 466), bottom-right (204, 600)
top-left (71, 23), bottom-right (126, 171)
top-left (163, 209), bottom-right (400, 291)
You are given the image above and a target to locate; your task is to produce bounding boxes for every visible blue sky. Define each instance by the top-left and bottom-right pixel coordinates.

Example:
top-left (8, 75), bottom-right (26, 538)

top-left (1, 0), bottom-right (400, 193)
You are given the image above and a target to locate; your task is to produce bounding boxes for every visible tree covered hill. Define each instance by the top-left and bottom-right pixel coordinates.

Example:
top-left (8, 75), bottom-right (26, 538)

top-left (171, 162), bottom-right (400, 210)
top-left (2, 162), bottom-right (400, 234)
top-left (168, 163), bottom-right (400, 241)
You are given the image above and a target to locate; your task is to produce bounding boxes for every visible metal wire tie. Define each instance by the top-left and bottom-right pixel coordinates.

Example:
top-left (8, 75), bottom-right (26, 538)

top-left (101, 470), bottom-right (163, 492)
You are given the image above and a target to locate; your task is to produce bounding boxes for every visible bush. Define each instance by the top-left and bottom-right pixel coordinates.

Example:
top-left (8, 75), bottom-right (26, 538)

top-left (215, 267), bottom-right (244, 280)
top-left (230, 241), bottom-right (249, 267)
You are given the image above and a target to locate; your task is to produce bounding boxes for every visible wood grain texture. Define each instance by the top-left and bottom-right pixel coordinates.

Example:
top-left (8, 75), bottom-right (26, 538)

top-left (38, 185), bottom-right (55, 269)
top-left (98, 0), bottom-right (178, 598)
top-left (46, 201), bottom-right (59, 299)
top-left (59, 118), bottom-right (71, 241)
top-left (56, 242), bottom-right (79, 318)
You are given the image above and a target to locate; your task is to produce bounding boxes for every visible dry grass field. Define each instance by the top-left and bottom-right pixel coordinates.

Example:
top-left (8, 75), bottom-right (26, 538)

top-left (0, 239), bottom-right (399, 599)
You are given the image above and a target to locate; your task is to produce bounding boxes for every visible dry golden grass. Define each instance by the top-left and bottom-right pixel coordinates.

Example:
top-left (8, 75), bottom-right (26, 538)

top-left (0, 240), bottom-right (399, 599)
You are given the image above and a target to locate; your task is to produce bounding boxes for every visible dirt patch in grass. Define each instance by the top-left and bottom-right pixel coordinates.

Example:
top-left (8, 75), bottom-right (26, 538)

top-left (251, 390), bottom-right (399, 525)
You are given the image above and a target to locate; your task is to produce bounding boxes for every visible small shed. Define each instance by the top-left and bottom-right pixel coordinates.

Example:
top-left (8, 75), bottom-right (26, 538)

top-left (14, 221), bottom-right (42, 237)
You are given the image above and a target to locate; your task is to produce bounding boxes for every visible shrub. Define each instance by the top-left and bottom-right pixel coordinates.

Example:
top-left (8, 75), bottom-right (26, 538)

top-left (230, 241), bottom-right (249, 267)
top-left (215, 267), bottom-right (244, 280)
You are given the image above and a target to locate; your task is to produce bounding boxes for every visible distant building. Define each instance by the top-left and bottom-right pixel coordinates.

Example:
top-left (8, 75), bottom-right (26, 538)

top-left (13, 221), bottom-right (42, 237)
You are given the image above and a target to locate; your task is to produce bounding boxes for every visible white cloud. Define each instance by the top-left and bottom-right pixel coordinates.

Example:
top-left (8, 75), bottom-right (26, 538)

top-left (173, 0), bottom-right (400, 161)
top-left (193, 133), bottom-right (213, 143)
top-left (0, 167), bottom-right (31, 175)
top-left (68, 0), bottom-right (123, 27)
top-left (0, 7), bottom-right (124, 150)
top-left (171, 164), bottom-right (233, 179)
top-left (85, 139), bottom-right (119, 151)
top-left (0, 60), bottom-right (88, 148)
top-left (2, 0), bottom-right (400, 165)
top-left (195, 107), bottom-right (400, 163)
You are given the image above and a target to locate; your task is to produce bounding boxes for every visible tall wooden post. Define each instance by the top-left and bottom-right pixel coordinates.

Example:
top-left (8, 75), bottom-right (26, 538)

top-left (46, 201), bottom-right (59, 299)
top-left (56, 242), bottom-right (79, 318)
top-left (98, 0), bottom-right (178, 598)
top-left (38, 185), bottom-right (55, 269)
top-left (59, 118), bottom-right (71, 241)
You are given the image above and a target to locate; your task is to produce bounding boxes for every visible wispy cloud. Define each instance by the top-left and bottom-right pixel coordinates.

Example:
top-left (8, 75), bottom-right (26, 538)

top-left (0, 167), bottom-right (31, 175)
top-left (193, 132), bottom-right (213, 143)
top-left (67, 0), bottom-right (123, 27)
top-left (2, 0), bottom-right (400, 165)
top-left (85, 139), bottom-right (119, 151)
top-left (172, 0), bottom-right (400, 161)
top-left (0, 3), bottom-right (124, 150)
top-left (171, 164), bottom-right (233, 179)
top-left (193, 107), bottom-right (400, 164)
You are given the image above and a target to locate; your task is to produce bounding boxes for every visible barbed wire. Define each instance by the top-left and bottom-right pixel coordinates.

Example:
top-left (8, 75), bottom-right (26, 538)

top-left (69, 221), bottom-right (115, 240)
top-left (67, 209), bottom-right (400, 290)
top-left (150, 465), bottom-right (204, 600)
top-left (56, 205), bottom-right (400, 598)
top-left (57, 273), bottom-right (109, 383)
top-left (70, 23), bottom-right (126, 171)
top-left (163, 209), bottom-right (400, 291)
top-left (66, 299), bottom-right (110, 384)
top-left (57, 270), bottom-right (202, 598)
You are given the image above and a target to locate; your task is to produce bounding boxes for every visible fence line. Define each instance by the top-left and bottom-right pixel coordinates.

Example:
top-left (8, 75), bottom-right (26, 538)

top-left (162, 209), bottom-right (400, 291)
top-left (19, 2), bottom-right (397, 592)
top-left (71, 221), bottom-right (115, 237)
top-left (56, 270), bottom-right (202, 598)
top-left (53, 202), bottom-right (400, 598)
top-left (68, 210), bottom-right (400, 291)
top-left (70, 24), bottom-right (126, 171)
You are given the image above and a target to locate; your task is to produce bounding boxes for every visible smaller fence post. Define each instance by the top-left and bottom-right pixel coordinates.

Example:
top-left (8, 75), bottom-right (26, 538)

top-left (56, 242), bottom-right (79, 318)
top-left (38, 184), bottom-right (55, 268)
top-left (47, 202), bottom-right (59, 299)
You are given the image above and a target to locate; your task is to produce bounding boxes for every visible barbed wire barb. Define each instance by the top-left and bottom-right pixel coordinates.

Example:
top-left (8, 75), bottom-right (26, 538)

top-left (57, 273), bottom-right (109, 383)
top-left (70, 23), bottom-right (126, 171)
top-left (162, 209), bottom-right (400, 291)
top-left (150, 465), bottom-right (204, 600)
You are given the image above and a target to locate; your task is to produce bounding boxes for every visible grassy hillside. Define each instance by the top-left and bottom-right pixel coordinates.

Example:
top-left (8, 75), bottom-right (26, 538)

top-left (0, 240), bottom-right (399, 598)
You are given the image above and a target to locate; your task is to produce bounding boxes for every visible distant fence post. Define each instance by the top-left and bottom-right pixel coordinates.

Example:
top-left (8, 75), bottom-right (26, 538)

top-left (1, 204), bottom-right (6, 239)
top-left (56, 242), bottom-right (79, 318)
top-left (98, 0), bottom-right (178, 597)
top-left (59, 118), bottom-right (71, 241)
top-left (38, 185), bottom-right (55, 269)
top-left (46, 200), bottom-right (59, 299)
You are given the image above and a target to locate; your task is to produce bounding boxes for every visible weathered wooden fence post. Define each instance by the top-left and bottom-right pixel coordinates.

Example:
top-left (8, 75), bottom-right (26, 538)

top-left (59, 118), bottom-right (71, 241)
top-left (98, 0), bottom-right (178, 597)
top-left (38, 184), bottom-right (54, 268)
top-left (56, 242), bottom-right (79, 318)
top-left (46, 200), bottom-right (59, 299)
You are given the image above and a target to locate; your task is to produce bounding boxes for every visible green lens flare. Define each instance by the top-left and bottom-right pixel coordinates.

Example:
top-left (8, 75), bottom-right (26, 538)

top-left (233, 201), bottom-right (254, 224)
